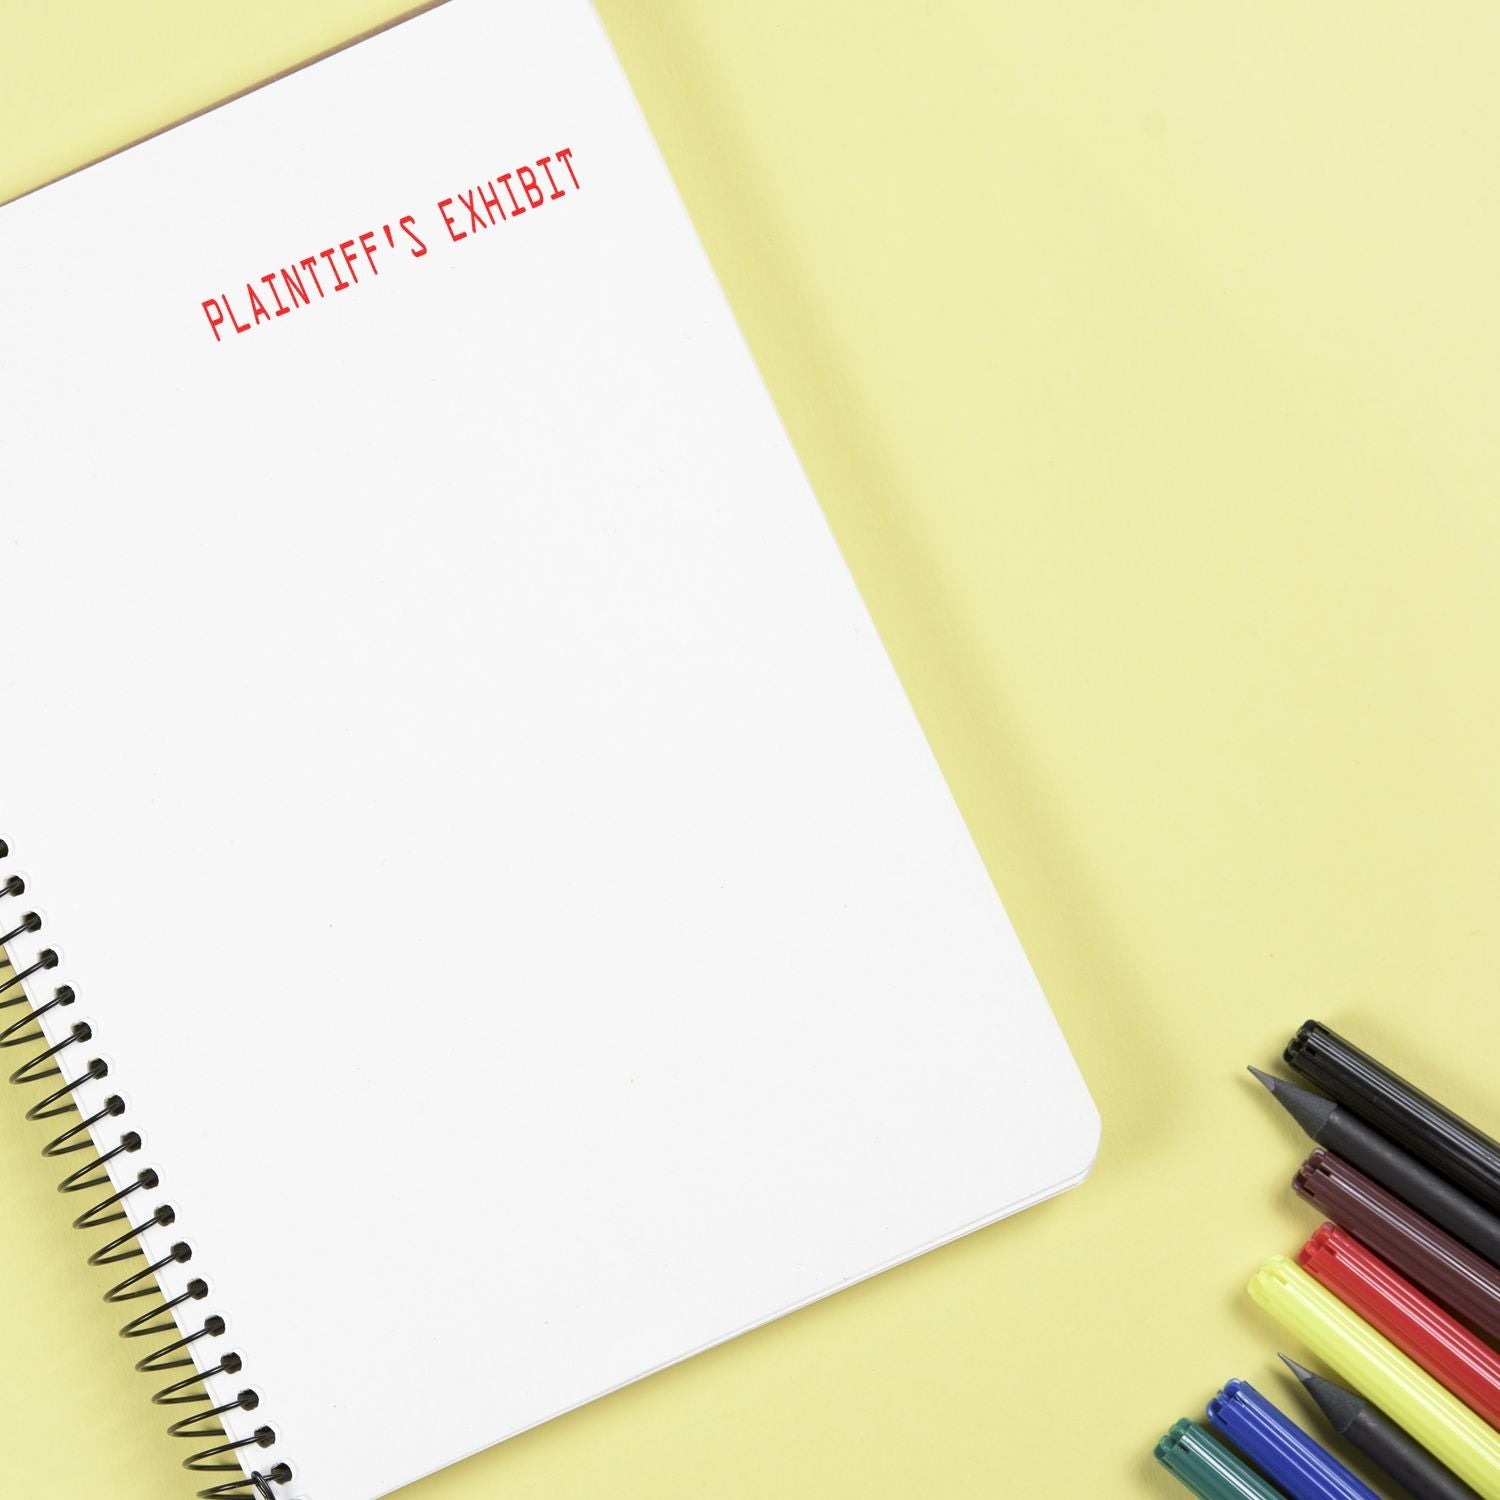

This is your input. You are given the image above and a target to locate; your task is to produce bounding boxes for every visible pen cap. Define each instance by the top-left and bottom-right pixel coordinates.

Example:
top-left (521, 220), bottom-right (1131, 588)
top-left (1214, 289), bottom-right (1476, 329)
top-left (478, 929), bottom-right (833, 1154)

top-left (1300, 1223), bottom-right (1500, 1431)
top-left (1286, 1021), bottom-right (1500, 1214)
top-left (1208, 1376), bottom-right (1381, 1500)
top-left (1156, 1419), bottom-right (1287, 1500)
top-left (1248, 1257), bottom-right (1500, 1500)
top-left (1294, 1149), bottom-right (1500, 1342)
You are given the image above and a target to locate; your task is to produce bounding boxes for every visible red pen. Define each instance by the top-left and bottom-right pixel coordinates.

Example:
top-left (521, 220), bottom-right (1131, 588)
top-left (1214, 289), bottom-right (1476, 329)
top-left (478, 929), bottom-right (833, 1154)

top-left (1300, 1222), bottom-right (1500, 1431)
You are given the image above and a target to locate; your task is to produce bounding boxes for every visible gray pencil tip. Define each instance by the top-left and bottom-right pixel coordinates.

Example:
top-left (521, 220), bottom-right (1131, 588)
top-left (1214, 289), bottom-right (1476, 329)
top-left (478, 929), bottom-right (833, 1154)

top-left (1246, 1064), bottom-right (1336, 1139)
top-left (1278, 1355), bottom-right (1361, 1433)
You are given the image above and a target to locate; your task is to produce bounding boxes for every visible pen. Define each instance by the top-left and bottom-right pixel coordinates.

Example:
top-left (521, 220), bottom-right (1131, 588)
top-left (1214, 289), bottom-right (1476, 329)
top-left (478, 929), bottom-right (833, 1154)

top-left (1285, 1023), bottom-right (1500, 1215)
top-left (1282, 1356), bottom-right (1481, 1500)
top-left (1250, 1066), bottom-right (1500, 1266)
top-left (1156, 1418), bottom-right (1287, 1499)
top-left (1208, 1376), bottom-right (1380, 1499)
top-left (1293, 1151), bottom-right (1500, 1341)
top-left (1300, 1223), bottom-right (1500, 1430)
top-left (1248, 1256), bottom-right (1500, 1499)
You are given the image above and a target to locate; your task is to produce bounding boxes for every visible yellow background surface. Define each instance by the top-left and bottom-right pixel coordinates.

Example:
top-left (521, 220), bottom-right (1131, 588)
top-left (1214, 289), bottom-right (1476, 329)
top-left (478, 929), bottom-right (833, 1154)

top-left (2, 3), bottom-right (1498, 1496)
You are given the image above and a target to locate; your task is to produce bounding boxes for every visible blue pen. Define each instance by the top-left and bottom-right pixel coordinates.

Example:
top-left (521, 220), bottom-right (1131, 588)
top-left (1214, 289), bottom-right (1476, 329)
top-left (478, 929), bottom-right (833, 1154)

top-left (1209, 1378), bottom-right (1381, 1500)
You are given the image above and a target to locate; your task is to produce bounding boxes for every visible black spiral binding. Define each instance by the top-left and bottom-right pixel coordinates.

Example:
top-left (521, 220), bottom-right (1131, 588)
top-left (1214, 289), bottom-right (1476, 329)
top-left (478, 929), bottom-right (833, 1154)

top-left (0, 838), bottom-right (295, 1499)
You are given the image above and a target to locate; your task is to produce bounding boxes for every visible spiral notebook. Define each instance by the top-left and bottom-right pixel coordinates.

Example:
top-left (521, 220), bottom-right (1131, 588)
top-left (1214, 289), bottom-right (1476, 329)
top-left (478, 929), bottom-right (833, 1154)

top-left (0, 3), bottom-right (1098, 1498)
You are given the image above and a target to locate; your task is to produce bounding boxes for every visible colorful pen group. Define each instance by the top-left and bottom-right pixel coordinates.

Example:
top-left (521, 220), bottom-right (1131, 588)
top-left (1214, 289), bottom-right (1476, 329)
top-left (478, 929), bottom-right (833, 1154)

top-left (1155, 1020), bottom-right (1500, 1500)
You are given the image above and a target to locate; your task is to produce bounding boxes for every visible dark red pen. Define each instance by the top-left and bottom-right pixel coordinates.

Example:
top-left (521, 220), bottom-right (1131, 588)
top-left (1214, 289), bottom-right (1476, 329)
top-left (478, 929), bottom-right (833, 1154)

top-left (1294, 1149), bottom-right (1500, 1343)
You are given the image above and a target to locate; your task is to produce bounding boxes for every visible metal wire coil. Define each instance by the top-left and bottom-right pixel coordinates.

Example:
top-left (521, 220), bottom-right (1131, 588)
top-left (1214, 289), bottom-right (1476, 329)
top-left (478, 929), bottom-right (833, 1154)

top-left (1, 837), bottom-right (294, 1499)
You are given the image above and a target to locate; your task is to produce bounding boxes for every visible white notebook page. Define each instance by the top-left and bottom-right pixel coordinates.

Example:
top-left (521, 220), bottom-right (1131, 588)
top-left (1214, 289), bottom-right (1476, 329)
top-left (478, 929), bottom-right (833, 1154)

top-left (0, 4), bottom-right (1097, 1498)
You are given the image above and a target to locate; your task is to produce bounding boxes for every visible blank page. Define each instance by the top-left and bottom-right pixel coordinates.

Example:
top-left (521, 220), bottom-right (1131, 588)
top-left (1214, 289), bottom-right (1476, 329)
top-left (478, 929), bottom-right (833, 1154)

top-left (0, 3), bottom-right (1097, 1497)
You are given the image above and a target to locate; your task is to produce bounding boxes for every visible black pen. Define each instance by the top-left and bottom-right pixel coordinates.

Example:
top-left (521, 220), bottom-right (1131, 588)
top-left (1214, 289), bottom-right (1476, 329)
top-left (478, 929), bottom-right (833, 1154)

top-left (1285, 1022), bottom-right (1500, 1216)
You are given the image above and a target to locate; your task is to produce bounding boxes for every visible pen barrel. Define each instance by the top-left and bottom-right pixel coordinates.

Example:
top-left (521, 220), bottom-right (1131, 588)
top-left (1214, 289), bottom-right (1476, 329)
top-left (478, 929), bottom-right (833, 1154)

top-left (1294, 1150), bottom-right (1500, 1343)
top-left (1301, 1224), bottom-right (1500, 1431)
top-left (1248, 1258), bottom-right (1500, 1500)
top-left (1324, 1108), bottom-right (1500, 1267)
top-left (1287, 1022), bottom-right (1500, 1215)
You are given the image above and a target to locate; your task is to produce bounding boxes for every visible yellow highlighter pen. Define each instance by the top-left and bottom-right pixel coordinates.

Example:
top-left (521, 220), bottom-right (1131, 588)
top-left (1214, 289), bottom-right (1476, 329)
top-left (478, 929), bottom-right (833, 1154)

top-left (1249, 1255), bottom-right (1500, 1500)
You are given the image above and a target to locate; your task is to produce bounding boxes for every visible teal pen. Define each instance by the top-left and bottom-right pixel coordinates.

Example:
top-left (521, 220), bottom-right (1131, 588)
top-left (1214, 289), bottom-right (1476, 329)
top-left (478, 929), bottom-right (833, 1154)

top-left (1156, 1419), bottom-right (1288, 1500)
